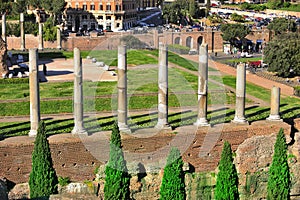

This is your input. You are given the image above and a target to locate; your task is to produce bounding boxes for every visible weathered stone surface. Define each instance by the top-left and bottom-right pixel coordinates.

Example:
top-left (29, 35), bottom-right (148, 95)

top-left (235, 129), bottom-right (300, 199)
top-left (64, 182), bottom-right (94, 194)
top-left (8, 183), bottom-right (29, 200)
top-left (0, 37), bottom-right (8, 77)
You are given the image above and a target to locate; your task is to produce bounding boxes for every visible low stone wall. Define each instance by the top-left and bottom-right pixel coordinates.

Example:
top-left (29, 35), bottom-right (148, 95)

top-left (3, 119), bottom-right (300, 199)
top-left (0, 120), bottom-right (292, 185)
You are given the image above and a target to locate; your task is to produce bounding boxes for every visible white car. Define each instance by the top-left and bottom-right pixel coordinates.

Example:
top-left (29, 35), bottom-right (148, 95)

top-left (241, 52), bottom-right (253, 58)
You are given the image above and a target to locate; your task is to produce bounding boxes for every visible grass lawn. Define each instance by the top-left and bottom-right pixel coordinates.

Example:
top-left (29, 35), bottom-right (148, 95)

top-left (221, 57), bottom-right (263, 66)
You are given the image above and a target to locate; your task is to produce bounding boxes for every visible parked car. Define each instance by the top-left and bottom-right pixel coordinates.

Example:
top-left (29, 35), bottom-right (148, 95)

top-left (241, 52), bottom-right (253, 58)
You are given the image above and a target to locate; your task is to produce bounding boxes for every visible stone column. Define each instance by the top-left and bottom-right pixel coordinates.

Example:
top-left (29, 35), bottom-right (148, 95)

top-left (29, 49), bottom-right (40, 137)
top-left (38, 22), bottom-right (44, 50)
top-left (155, 43), bottom-right (171, 130)
top-left (267, 86), bottom-right (282, 121)
top-left (1, 13), bottom-right (6, 43)
top-left (57, 26), bottom-right (62, 50)
top-left (232, 63), bottom-right (248, 124)
top-left (20, 13), bottom-right (25, 51)
top-left (72, 48), bottom-right (87, 135)
top-left (117, 45), bottom-right (131, 133)
top-left (194, 43), bottom-right (209, 127)
top-left (153, 29), bottom-right (159, 49)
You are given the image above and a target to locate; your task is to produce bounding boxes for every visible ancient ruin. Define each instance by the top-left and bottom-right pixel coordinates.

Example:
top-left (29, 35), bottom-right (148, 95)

top-left (232, 63), bottom-right (248, 124)
top-left (117, 45), bottom-right (131, 133)
top-left (194, 43), bottom-right (210, 127)
top-left (29, 48), bottom-right (40, 137)
top-left (155, 43), bottom-right (171, 130)
top-left (72, 48), bottom-right (87, 135)
top-left (0, 37), bottom-right (8, 77)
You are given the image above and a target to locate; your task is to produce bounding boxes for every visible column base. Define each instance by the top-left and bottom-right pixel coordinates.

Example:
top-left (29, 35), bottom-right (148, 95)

top-left (29, 129), bottom-right (38, 137)
top-left (71, 127), bottom-right (88, 135)
top-left (194, 118), bottom-right (210, 127)
top-left (155, 122), bottom-right (172, 130)
top-left (232, 116), bottom-right (249, 125)
top-left (266, 115), bottom-right (282, 121)
top-left (118, 122), bottom-right (131, 134)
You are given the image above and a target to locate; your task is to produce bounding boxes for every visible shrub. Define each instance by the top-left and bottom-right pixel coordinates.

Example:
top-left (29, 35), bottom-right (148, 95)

top-left (29, 121), bottom-right (58, 199)
top-left (168, 44), bottom-right (190, 54)
top-left (267, 128), bottom-right (290, 199)
top-left (215, 141), bottom-right (239, 200)
top-left (159, 147), bottom-right (186, 200)
top-left (0, 78), bottom-right (29, 84)
top-left (104, 122), bottom-right (130, 200)
top-left (294, 86), bottom-right (300, 97)
top-left (58, 177), bottom-right (70, 187)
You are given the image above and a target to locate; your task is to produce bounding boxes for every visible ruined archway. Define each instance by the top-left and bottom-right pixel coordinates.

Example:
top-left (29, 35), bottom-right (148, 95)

top-left (186, 36), bottom-right (193, 49)
top-left (197, 36), bottom-right (203, 50)
top-left (174, 37), bottom-right (180, 45)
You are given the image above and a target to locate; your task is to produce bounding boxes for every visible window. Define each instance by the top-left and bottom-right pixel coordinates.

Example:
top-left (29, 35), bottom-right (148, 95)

top-left (99, 4), bottom-right (103, 10)
top-left (106, 16), bottom-right (111, 20)
top-left (98, 16), bottom-right (103, 20)
top-left (83, 5), bottom-right (87, 10)
top-left (106, 5), bottom-right (111, 10)
top-left (82, 15), bottom-right (87, 20)
top-left (90, 5), bottom-right (95, 10)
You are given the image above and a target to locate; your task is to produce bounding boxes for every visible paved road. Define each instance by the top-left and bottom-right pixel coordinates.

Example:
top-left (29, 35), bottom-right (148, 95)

top-left (182, 54), bottom-right (295, 97)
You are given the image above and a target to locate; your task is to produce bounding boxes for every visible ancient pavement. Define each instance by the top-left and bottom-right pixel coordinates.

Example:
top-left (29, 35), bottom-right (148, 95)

top-left (0, 54), bottom-right (297, 123)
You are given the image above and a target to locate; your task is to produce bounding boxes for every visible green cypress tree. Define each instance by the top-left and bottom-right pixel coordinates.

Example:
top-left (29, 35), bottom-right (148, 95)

top-left (267, 128), bottom-right (290, 200)
top-left (104, 122), bottom-right (130, 200)
top-left (215, 141), bottom-right (239, 200)
top-left (29, 121), bottom-right (58, 199)
top-left (159, 147), bottom-right (186, 200)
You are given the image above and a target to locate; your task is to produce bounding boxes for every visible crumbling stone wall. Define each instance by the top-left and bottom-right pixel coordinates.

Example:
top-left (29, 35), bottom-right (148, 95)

top-left (1, 120), bottom-right (299, 199)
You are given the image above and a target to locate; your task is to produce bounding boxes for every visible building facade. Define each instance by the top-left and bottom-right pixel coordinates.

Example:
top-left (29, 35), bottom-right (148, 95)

top-left (65, 0), bottom-right (138, 32)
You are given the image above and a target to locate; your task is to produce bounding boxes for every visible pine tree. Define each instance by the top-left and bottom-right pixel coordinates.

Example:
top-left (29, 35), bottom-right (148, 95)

top-left (29, 121), bottom-right (58, 199)
top-left (104, 122), bottom-right (130, 200)
top-left (267, 128), bottom-right (290, 200)
top-left (159, 147), bottom-right (186, 200)
top-left (215, 141), bottom-right (239, 200)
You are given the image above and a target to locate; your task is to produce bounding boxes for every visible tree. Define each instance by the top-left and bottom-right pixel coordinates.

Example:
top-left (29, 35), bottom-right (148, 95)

top-left (264, 33), bottom-right (300, 77)
top-left (220, 23), bottom-right (250, 48)
top-left (266, 0), bottom-right (283, 9)
top-left (215, 141), bottom-right (239, 200)
top-left (104, 122), bottom-right (130, 200)
top-left (29, 121), bottom-right (58, 199)
top-left (11, 0), bottom-right (27, 16)
top-left (40, 0), bottom-right (66, 25)
top-left (267, 17), bottom-right (297, 35)
top-left (267, 128), bottom-right (290, 200)
top-left (159, 147), bottom-right (186, 200)
top-left (230, 13), bottom-right (245, 23)
top-left (43, 17), bottom-right (57, 41)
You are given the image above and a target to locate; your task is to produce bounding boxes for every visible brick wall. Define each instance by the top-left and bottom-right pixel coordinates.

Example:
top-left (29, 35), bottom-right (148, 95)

top-left (6, 30), bottom-right (270, 52)
top-left (0, 120), bottom-right (290, 185)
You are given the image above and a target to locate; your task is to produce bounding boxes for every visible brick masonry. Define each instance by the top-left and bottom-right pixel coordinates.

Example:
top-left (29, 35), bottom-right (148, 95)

top-left (0, 120), bottom-right (292, 185)
top-left (6, 30), bottom-right (271, 52)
